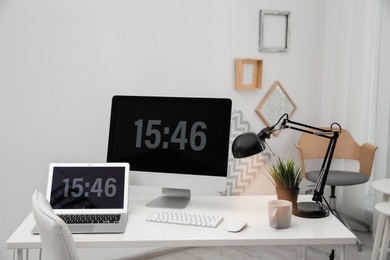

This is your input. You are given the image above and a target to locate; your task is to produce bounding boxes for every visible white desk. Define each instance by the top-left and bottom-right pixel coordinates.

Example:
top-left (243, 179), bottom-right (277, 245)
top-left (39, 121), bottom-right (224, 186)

top-left (7, 195), bottom-right (356, 260)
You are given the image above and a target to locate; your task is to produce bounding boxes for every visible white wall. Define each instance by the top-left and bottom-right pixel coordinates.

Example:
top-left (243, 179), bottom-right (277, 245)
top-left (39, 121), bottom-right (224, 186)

top-left (376, 0), bottom-right (390, 179)
top-left (370, 0), bottom-right (390, 236)
top-left (0, 1), bottom-right (324, 259)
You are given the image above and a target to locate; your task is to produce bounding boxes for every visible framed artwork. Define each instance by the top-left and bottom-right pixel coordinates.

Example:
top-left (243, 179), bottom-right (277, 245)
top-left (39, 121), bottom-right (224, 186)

top-left (235, 59), bottom-right (263, 90)
top-left (259, 10), bottom-right (290, 52)
top-left (255, 81), bottom-right (297, 136)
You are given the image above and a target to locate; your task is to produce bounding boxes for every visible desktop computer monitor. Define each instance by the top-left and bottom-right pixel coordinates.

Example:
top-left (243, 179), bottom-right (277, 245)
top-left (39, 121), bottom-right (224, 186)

top-left (106, 95), bottom-right (232, 208)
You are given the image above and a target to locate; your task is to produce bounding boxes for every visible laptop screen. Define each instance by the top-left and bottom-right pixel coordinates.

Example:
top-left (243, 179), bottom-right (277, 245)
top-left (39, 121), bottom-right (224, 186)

top-left (48, 164), bottom-right (127, 210)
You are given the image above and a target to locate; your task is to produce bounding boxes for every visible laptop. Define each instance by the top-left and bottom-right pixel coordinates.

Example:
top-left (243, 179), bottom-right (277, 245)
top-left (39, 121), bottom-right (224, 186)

top-left (32, 162), bottom-right (130, 234)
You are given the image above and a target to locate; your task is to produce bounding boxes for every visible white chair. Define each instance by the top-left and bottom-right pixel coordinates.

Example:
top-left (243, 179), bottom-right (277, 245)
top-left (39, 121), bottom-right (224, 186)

top-left (31, 190), bottom-right (79, 260)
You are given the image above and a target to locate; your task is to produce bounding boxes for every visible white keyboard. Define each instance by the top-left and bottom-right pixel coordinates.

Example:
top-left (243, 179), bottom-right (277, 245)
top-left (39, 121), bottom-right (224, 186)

top-left (146, 210), bottom-right (223, 228)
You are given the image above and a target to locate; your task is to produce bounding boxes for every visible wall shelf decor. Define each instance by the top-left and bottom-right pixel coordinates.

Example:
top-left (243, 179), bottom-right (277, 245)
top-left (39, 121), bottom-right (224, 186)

top-left (259, 10), bottom-right (290, 52)
top-left (255, 81), bottom-right (297, 136)
top-left (235, 59), bottom-right (263, 90)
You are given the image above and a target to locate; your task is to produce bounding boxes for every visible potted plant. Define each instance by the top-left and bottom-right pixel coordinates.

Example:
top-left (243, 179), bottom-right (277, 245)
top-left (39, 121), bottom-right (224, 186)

top-left (267, 157), bottom-right (304, 206)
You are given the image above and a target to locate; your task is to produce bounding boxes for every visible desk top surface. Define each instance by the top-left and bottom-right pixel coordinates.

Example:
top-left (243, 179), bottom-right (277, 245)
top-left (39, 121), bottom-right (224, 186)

top-left (7, 195), bottom-right (357, 249)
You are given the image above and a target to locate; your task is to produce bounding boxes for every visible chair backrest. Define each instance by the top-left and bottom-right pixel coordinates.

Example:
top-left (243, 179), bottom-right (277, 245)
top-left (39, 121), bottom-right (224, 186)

top-left (295, 128), bottom-right (378, 177)
top-left (31, 190), bottom-right (79, 260)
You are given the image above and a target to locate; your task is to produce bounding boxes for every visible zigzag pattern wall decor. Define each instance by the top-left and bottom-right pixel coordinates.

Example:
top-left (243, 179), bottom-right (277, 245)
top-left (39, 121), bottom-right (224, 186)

top-left (223, 110), bottom-right (271, 196)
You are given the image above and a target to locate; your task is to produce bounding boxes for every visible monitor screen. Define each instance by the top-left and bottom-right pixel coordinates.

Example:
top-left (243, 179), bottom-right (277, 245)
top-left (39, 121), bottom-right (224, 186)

top-left (106, 96), bottom-right (232, 208)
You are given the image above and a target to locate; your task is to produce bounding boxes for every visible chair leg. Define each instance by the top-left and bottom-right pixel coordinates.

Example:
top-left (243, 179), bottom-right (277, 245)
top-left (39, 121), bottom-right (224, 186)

top-left (371, 212), bottom-right (386, 260)
top-left (333, 209), bottom-right (363, 251)
top-left (339, 211), bottom-right (371, 232)
top-left (329, 186), bottom-right (368, 252)
top-left (329, 186), bottom-right (371, 231)
top-left (379, 217), bottom-right (390, 260)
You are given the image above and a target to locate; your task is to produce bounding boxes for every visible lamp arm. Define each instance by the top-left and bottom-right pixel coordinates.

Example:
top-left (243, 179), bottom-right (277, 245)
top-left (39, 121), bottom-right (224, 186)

top-left (281, 119), bottom-right (336, 139)
top-left (312, 135), bottom-right (338, 204)
top-left (281, 118), bottom-right (340, 205)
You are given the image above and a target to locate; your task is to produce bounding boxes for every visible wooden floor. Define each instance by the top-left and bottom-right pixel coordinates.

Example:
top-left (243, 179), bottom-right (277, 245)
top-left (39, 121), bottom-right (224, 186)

top-left (125, 229), bottom-right (378, 260)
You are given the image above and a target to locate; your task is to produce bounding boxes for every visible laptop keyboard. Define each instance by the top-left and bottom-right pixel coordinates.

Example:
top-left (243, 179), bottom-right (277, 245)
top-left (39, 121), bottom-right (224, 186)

top-left (58, 214), bottom-right (121, 224)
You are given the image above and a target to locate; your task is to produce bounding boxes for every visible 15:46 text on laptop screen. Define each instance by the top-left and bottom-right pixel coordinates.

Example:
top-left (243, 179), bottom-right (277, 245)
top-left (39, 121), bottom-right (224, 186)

top-left (50, 167), bottom-right (125, 209)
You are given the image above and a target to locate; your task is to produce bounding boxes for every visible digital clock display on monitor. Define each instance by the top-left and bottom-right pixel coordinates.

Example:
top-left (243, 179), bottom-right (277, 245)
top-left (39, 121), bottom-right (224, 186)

top-left (134, 120), bottom-right (207, 151)
top-left (107, 96), bottom-right (232, 177)
top-left (50, 166), bottom-right (125, 209)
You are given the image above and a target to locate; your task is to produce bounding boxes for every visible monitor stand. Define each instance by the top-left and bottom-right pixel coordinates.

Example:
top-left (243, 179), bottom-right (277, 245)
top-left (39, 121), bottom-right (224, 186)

top-left (146, 188), bottom-right (191, 209)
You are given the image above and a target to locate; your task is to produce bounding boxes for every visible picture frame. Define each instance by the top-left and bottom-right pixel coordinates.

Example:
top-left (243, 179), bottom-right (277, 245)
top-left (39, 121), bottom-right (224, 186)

top-left (235, 59), bottom-right (263, 90)
top-left (259, 10), bottom-right (290, 52)
top-left (255, 81), bottom-right (297, 136)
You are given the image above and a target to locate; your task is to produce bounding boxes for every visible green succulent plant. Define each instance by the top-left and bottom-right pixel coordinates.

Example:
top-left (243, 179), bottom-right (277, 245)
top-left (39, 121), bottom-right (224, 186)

top-left (268, 157), bottom-right (304, 190)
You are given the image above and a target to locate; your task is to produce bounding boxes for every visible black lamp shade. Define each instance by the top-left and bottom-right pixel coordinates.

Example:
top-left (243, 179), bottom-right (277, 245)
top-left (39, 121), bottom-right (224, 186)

top-left (232, 132), bottom-right (266, 158)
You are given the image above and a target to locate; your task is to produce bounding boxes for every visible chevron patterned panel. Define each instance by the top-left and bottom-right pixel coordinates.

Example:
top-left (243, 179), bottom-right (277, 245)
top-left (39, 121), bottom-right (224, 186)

top-left (223, 110), bottom-right (271, 196)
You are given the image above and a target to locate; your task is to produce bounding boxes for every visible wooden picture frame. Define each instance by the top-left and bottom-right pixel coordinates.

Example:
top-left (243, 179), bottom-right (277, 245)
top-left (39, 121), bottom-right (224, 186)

top-left (255, 81), bottom-right (297, 136)
top-left (235, 59), bottom-right (263, 90)
top-left (259, 10), bottom-right (290, 52)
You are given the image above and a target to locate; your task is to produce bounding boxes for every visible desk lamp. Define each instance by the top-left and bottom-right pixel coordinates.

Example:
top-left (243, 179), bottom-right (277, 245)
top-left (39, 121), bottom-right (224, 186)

top-left (232, 113), bottom-right (341, 218)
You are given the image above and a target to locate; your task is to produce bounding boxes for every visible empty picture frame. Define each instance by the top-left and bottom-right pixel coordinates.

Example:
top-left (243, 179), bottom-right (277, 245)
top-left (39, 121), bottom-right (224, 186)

top-left (255, 81), bottom-right (297, 136)
top-left (235, 59), bottom-right (263, 90)
top-left (259, 10), bottom-right (290, 52)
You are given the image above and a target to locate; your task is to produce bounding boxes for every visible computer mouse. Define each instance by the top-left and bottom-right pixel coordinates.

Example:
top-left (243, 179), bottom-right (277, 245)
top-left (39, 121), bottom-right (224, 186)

top-left (226, 221), bottom-right (247, 232)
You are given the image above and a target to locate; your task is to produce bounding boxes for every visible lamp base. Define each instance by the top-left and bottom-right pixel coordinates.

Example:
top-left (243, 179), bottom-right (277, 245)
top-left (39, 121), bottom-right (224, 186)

top-left (292, 202), bottom-right (329, 218)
